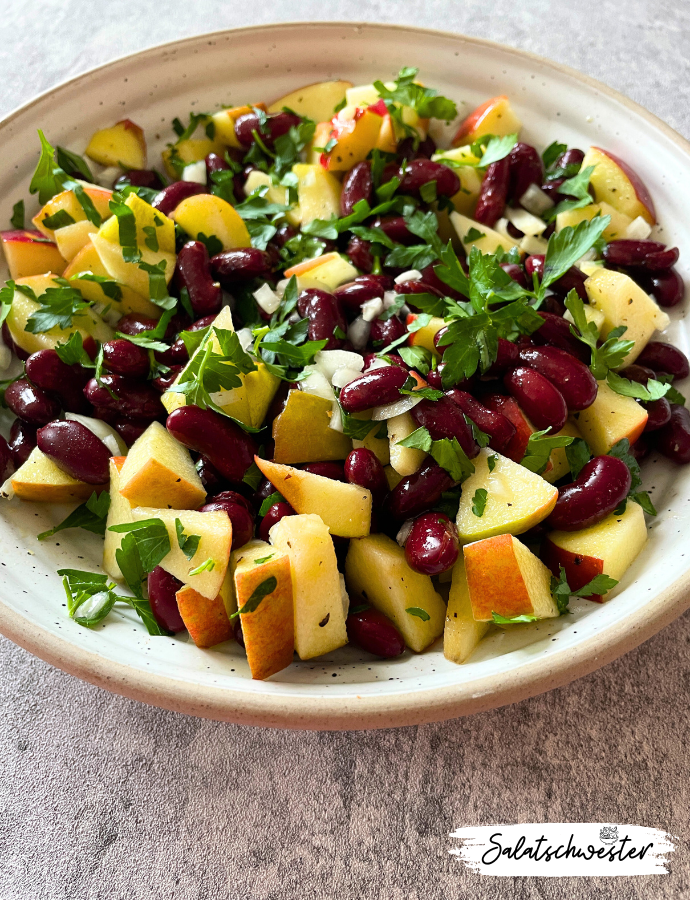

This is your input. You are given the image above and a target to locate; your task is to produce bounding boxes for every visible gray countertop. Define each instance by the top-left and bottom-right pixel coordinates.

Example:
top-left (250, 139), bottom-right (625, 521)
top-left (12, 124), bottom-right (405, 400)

top-left (1, 2), bottom-right (688, 898)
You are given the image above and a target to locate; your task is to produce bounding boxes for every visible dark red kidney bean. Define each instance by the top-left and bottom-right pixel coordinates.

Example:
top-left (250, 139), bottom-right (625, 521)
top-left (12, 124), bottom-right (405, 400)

top-left (234, 110), bottom-right (301, 148)
top-left (297, 290), bottom-right (347, 350)
top-left (274, 223), bottom-right (298, 247)
top-left (0, 435), bottom-right (13, 481)
top-left (553, 148), bottom-right (585, 171)
top-left (548, 455), bottom-right (632, 531)
top-left (644, 268), bottom-right (684, 308)
top-left (517, 345), bottom-right (597, 410)
top-left (210, 248), bottom-right (272, 284)
top-left (370, 315), bottom-right (406, 347)
top-left (371, 215), bottom-right (417, 245)
top-left (233, 618), bottom-right (245, 647)
top-left (9, 419), bottom-right (37, 467)
top-left (541, 296), bottom-right (566, 317)
top-left (159, 314), bottom-right (216, 367)
top-left (344, 449), bottom-right (387, 500)
top-left (540, 177), bottom-right (568, 202)
top-left (524, 255), bottom-right (545, 279)
top-left (602, 240), bottom-right (679, 272)
top-left (433, 326), bottom-right (449, 353)
top-left (504, 366), bottom-right (568, 432)
top-left (483, 337), bottom-right (520, 377)
top-left (475, 157), bottom-right (510, 227)
top-left (205, 489), bottom-right (252, 513)
top-left (113, 417), bottom-right (149, 447)
top-left (340, 161), bottom-right (372, 216)
top-left (655, 404), bottom-right (690, 464)
top-left (506, 221), bottom-right (524, 240)
top-left (301, 461), bottom-right (345, 481)
top-left (92, 406), bottom-right (118, 426)
top-left (404, 511), bottom-right (459, 575)
top-left (630, 435), bottom-right (650, 463)
top-left (636, 342), bottom-right (689, 380)
top-left (152, 365), bottom-right (183, 393)
top-left (334, 278), bottom-right (386, 313)
top-left (166, 406), bottom-right (257, 483)
top-left (147, 567), bottom-right (186, 633)
top-left (508, 142), bottom-right (543, 203)
top-left (115, 313), bottom-right (159, 337)
top-left (25, 349), bottom-right (90, 414)
top-left (385, 459), bottom-right (455, 521)
top-left (619, 364), bottom-right (656, 384)
top-left (397, 159), bottom-right (460, 198)
top-left (525, 254), bottom-right (587, 299)
top-left (358, 273), bottom-right (395, 292)
top-left (37, 420), bottom-right (111, 484)
top-left (339, 365), bottom-right (409, 413)
top-left (196, 457), bottom-right (227, 495)
top-left (425, 362), bottom-right (474, 392)
top-left (254, 476), bottom-right (277, 507)
top-left (101, 339), bottom-right (150, 378)
top-left (84, 375), bottom-right (164, 419)
top-left (411, 397), bottom-right (479, 458)
top-left (151, 181), bottom-right (205, 216)
top-left (445, 389), bottom-right (516, 453)
top-left (4, 379), bottom-right (61, 425)
top-left (346, 607), bottom-right (405, 658)
top-left (420, 262), bottom-right (467, 300)
top-left (396, 134), bottom-right (437, 161)
top-left (176, 241), bottom-right (222, 317)
top-left (396, 282), bottom-right (444, 308)
top-left (114, 169), bottom-right (164, 191)
top-left (199, 497), bottom-right (254, 549)
top-left (258, 501), bottom-right (295, 543)
top-left (205, 152), bottom-right (229, 178)
top-left (501, 263), bottom-right (530, 290)
top-left (347, 235), bottom-right (375, 272)
top-left (533, 311), bottom-right (590, 364)
top-left (643, 397), bottom-right (672, 432)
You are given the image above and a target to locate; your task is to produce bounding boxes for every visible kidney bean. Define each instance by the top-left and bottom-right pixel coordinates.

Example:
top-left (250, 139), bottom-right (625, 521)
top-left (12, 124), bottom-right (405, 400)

top-left (175, 241), bottom-right (222, 318)
top-left (233, 618), bottom-right (245, 647)
top-left (347, 235), bottom-right (374, 272)
top-left (339, 365), bottom-right (409, 413)
top-left (210, 248), bottom-right (272, 285)
top-left (397, 158), bottom-right (460, 198)
top-left (115, 313), bottom-right (159, 337)
top-left (553, 148), bottom-right (585, 171)
top-left (548, 455), bottom-right (632, 531)
top-left (501, 263), bottom-right (530, 290)
top-left (517, 345), bottom-right (597, 410)
top-left (274, 223), bottom-right (298, 248)
top-left (359, 273), bottom-right (395, 292)
top-left (482, 337), bottom-right (520, 378)
top-left (334, 278), bottom-right (386, 314)
top-left (84, 375), bottom-right (163, 420)
top-left (404, 511), bottom-right (459, 575)
top-left (643, 396), bottom-right (672, 432)
top-left (602, 240), bottom-right (679, 272)
top-left (340, 161), bottom-right (372, 216)
top-left (445, 389), bottom-right (516, 453)
top-left (25, 349), bottom-right (90, 414)
top-left (152, 181), bottom-right (205, 216)
top-left (101, 339), bottom-right (150, 379)
top-left (166, 406), bottom-right (257, 483)
top-left (37, 420), bottom-right (111, 484)
top-left (540, 177), bottom-right (568, 202)
top-left (344, 448), bottom-right (387, 501)
top-left (159, 314), bottom-right (216, 368)
top-left (204, 152), bottom-right (229, 179)
top-left (346, 607), bottom-right (405, 658)
top-left (504, 366), bottom-right (568, 432)
top-left (301, 461), bottom-right (345, 481)
top-left (525, 255), bottom-right (587, 300)
top-left (619, 364), bottom-right (656, 384)
top-left (258, 501), bottom-right (295, 543)
top-left (655, 404), bottom-right (690, 464)
top-left (508, 142), bottom-right (543, 203)
top-left (385, 459), bottom-right (455, 521)
top-left (8, 419), bottom-right (37, 467)
top-left (420, 262), bottom-right (467, 301)
top-left (396, 134), bottom-right (437, 161)
top-left (0, 435), bottom-right (12, 482)
top-left (370, 215), bottom-right (417, 246)
top-left (533, 311), bottom-right (590, 364)
top-left (362, 353), bottom-right (407, 372)
top-left (644, 268), bottom-right (684, 308)
top-left (234, 110), bottom-right (301, 149)
top-left (425, 363), bottom-right (474, 392)
top-left (630, 435), bottom-right (650, 463)
top-left (113, 417), bottom-right (149, 446)
top-left (199, 497), bottom-right (254, 549)
top-left (370, 315), bottom-right (406, 347)
top-left (114, 169), bottom-right (165, 191)
top-left (193, 457), bottom-right (225, 495)
top-left (207, 489), bottom-right (253, 513)
top-left (152, 366), bottom-right (183, 393)
top-left (4, 379), bottom-right (61, 425)
top-left (636, 342), bottom-right (689, 380)
top-left (254, 476), bottom-right (277, 507)
top-left (541, 296), bottom-right (566, 317)
top-left (147, 567), bottom-right (186, 633)
top-left (411, 397), bottom-right (479, 458)
top-left (297, 290), bottom-right (347, 350)
top-left (475, 157), bottom-right (510, 227)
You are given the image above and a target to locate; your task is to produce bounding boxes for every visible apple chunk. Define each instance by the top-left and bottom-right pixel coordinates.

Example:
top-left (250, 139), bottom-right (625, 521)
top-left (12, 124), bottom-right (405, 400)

top-left (453, 94), bottom-right (522, 146)
top-left (464, 533), bottom-right (559, 622)
top-left (255, 457), bottom-right (371, 538)
top-left (2, 446), bottom-right (93, 503)
top-left (456, 448), bottom-right (558, 543)
top-left (272, 390), bottom-right (352, 464)
top-left (581, 147), bottom-right (656, 225)
top-left (268, 80), bottom-right (352, 122)
top-left (345, 533), bottom-right (446, 652)
top-left (0, 229), bottom-right (66, 278)
top-left (103, 456), bottom-right (132, 580)
top-left (85, 119), bottom-right (147, 170)
top-left (292, 163), bottom-right (342, 226)
top-left (572, 380), bottom-right (648, 455)
top-left (118, 421), bottom-right (206, 510)
top-left (444, 556), bottom-right (490, 663)
top-left (33, 187), bottom-right (113, 240)
top-left (230, 539), bottom-right (295, 679)
top-left (388, 410), bottom-right (427, 476)
top-left (283, 251), bottom-right (358, 293)
top-left (270, 513), bottom-right (347, 660)
top-left (318, 108), bottom-right (383, 172)
top-left (542, 501), bottom-right (647, 602)
top-left (450, 210), bottom-right (519, 255)
top-left (175, 570), bottom-right (234, 648)
top-left (172, 193), bottom-right (251, 251)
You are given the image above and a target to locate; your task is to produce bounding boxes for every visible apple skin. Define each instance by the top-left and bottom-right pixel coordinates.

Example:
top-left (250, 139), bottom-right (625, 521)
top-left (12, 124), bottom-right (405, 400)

top-left (85, 118), bottom-right (147, 170)
top-left (593, 146), bottom-right (656, 223)
top-left (581, 147), bottom-right (656, 226)
top-left (452, 94), bottom-right (522, 147)
top-left (542, 541), bottom-right (604, 600)
top-left (0, 229), bottom-right (66, 279)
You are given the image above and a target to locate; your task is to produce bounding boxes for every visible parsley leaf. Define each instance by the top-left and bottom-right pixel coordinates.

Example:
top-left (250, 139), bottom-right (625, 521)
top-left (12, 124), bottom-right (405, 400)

top-left (24, 282), bottom-right (93, 334)
top-left (471, 488), bottom-right (488, 517)
top-left (487, 454), bottom-right (497, 473)
top-left (399, 426), bottom-right (476, 482)
top-left (492, 612), bottom-right (539, 624)
top-left (550, 565), bottom-right (619, 613)
top-left (339, 406), bottom-right (378, 440)
top-left (258, 491), bottom-right (286, 517)
top-left (606, 370), bottom-right (671, 403)
top-left (108, 518), bottom-right (171, 573)
top-left (188, 557), bottom-right (216, 576)
top-left (564, 290), bottom-right (635, 378)
top-left (521, 429), bottom-right (575, 475)
top-left (542, 216), bottom-right (611, 289)
top-left (69, 271), bottom-right (123, 302)
top-left (10, 200), bottom-right (25, 230)
top-left (405, 606), bottom-right (431, 621)
top-left (37, 491), bottom-right (110, 540)
top-left (54, 332), bottom-right (95, 367)
top-left (545, 166), bottom-right (596, 221)
top-left (231, 575), bottom-right (278, 618)
top-left (175, 518), bottom-right (201, 561)
top-left (565, 437), bottom-right (592, 479)
top-left (542, 141), bottom-right (568, 170)
top-left (374, 67), bottom-right (457, 121)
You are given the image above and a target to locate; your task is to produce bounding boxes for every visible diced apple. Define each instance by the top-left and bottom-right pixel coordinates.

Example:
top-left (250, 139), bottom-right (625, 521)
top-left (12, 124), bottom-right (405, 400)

top-left (0, 229), bottom-right (66, 278)
top-left (211, 104), bottom-right (266, 149)
top-left (268, 80), bottom-right (352, 122)
top-left (406, 314), bottom-right (445, 354)
top-left (352, 422), bottom-right (390, 466)
top-left (162, 137), bottom-right (226, 179)
top-left (464, 533), bottom-right (559, 621)
top-left (272, 390), bottom-right (352, 464)
top-left (375, 114), bottom-right (398, 153)
top-left (345, 83), bottom-right (428, 140)
top-left (230, 539), bottom-right (294, 679)
top-left (171, 193), bottom-right (250, 252)
top-left (384, 465), bottom-right (404, 491)
top-left (482, 394), bottom-right (538, 463)
top-left (388, 410), bottom-right (427, 476)
top-left (563, 302), bottom-right (606, 335)
top-left (541, 501), bottom-right (647, 602)
top-left (542, 419), bottom-right (583, 484)
top-left (433, 146), bottom-right (483, 216)
top-left (4, 446), bottom-right (93, 503)
top-left (555, 201), bottom-right (632, 241)
top-left (319, 108), bottom-right (384, 172)
top-left (571, 380), bottom-right (648, 455)
top-left (444, 556), bottom-right (490, 663)
top-left (453, 95), bottom-right (522, 146)
top-left (255, 457), bottom-right (371, 538)
top-left (456, 448), bottom-right (558, 543)
top-left (581, 147), bottom-right (656, 225)
top-left (175, 571), bottom-right (233, 648)
top-left (292, 163), bottom-right (342, 226)
top-left (244, 169), bottom-right (300, 226)
top-left (33, 187), bottom-right (113, 240)
top-left (85, 119), bottom-right (147, 170)
top-left (118, 421), bottom-right (206, 510)
top-left (54, 219), bottom-right (98, 262)
top-left (283, 251), bottom-right (358, 293)
top-left (450, 210), bottom-right (519, 255)
top-left (103, 457), bottom-right (131, 580)
top-left (270, 513), bottom-right (347, 660)
top-left (345, 533), bottom-right (446, 652)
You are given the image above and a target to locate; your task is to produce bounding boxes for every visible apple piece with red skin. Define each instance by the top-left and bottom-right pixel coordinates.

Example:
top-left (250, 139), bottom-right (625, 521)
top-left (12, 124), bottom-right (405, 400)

top-left (85, 118), bottom-right (147, 170)
top-left (581, 147), bottom-right (656, 225)
top-left (406, 313), bottom-right (445, 354)
top-left (452, 94), bottom-right (522, 147)
top-left (0, 229), bottom-right (66, 278)
top-left (317, 108), bottom-right (384, 172)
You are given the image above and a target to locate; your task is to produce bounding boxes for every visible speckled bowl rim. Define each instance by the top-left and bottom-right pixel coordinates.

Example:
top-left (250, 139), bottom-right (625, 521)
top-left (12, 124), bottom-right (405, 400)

top-left (1, 22), bottom-right (689, 730)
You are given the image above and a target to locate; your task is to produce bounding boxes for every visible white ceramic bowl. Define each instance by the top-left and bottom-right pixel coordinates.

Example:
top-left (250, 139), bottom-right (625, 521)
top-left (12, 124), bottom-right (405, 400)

top-left (1, 23), bottom-right (689, 730)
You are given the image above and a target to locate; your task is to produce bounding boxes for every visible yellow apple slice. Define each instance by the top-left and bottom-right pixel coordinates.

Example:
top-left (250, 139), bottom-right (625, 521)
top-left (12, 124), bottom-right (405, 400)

top-left (54, 219), bottom-right (98, 262)
top-left (3, 446), bottom-right (93, 503)
top-left (161, 137), bottom-right (226, 179)
top-left (33, 186), bottom-right (113, 239)
top-left (542, 419), bottom-right (583, 485)
top-left (453, 95), bottom-right (522, 146)
top-left (283, 251), bottom-right (358, 293)
top-left (388, 410), bottom-right (427, 476)
top-left (268, 80), bottom-right (352, 121)
top-left (171, 193), bottom-right (250, 251)
top-left (85, 119), bottom-right (147, 170)
top-left (244, 169), bottom-right (300, 226)
top-left (230, 539), bottom-right (295, 680)
top-left (433, 147), bottom-right (483, 216)
top-left (464, 534), bottom-right (559, 622)
top-left (352, 422), bottom-right (390, 466)
top-left (255, 457), bottom-right (371, 538)
top-left (444, 556), bottom-right (490, 663)
top-left (555, 202), bottom-right (632, 242)
top-left (292, 163), bottom-right (342, 225)
top-left (345, 533), bottom-right (445, 652)
top-left (542, 501), bottom-right (647, 601)
top-left (406, 314), bottom-right (445, 354)
top-left (319, 108), bottom-right (383, 172)
top-left (450, 210), bottom-right (519, 255)
top-left (0, 229), bottom-right (66, 279)
top-left (270, 513), bottom-right (347, 660)
top-left (581, 147), bottom-right (656, 225)
top-left (272, 390), bottom-right (352, 464)
top-left (103, 456), bottom-right (132, 580)
top-left (456, 448), bottom-right (558, 543)
top-left (572, 380), bottom-right (648, 455)
top-left (175, 570), bottom-right (234, 648)
top-left (211, 105), bottom-right (265, 149)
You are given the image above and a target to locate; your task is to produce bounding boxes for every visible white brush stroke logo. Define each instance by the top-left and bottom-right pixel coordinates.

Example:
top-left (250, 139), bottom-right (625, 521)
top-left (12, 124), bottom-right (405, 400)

top-left (449, 824), bottom-right (676, 876)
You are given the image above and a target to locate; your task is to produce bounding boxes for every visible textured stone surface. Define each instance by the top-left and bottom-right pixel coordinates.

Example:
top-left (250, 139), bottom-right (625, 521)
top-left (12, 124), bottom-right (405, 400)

top-left (1, 2), bottom-right (689, 898)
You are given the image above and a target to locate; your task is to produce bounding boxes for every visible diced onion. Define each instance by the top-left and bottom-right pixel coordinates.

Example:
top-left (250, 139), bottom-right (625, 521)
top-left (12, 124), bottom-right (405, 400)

top-left (361, 297), bottom-right (384, 322)
top-left (371, 394), bottom-right (422, 421)
top-left (235, 327), bottom-right (254, 351)
top-left (93, 165), bottom-right (122, 188)
top-left (299, 367), bottom-right (335, 401)
top-left (347, 316), bottom-right (371, 351)
top-left (394, 269), bottom-right (422, 285)
top-left (519, 183), bottom-right (555, 216)
top-left (274, 278), bottom-right (290, 297)
top-left (181, 161), bottom-right (207, 184)
top-left (505, 206), bottom-right (547, 236)
top-left (253, 282), bottom-right (281, 315)
top-left (396, 519), bottom-right (415, 547)
top-left (364, 357), bottom-right (390, 372)
top-left (328, 399), bottom-right (344, 432)
top-left (65, 413), bottom-right (127, 456)
top-left (314, 349), bottom-right (364, 381)
top-left (494, 218), bottom-right (513, 239)
top-left (0, 476), bottom-right (14, 500)
top-left (519, 234), bottom-right (549, 255)
top-left (625, 216), bottom-right (653, 240)
top-left (331, 366), bottom-right (364, 389)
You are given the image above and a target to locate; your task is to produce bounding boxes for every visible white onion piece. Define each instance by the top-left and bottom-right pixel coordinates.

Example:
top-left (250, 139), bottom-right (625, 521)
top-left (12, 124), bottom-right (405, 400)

top-left (328, 400), bottom-right (344, 432)
top-left (371, 394), bottom-right (422, 421)
top-left (253, 282), bottom-right (281, 315)
top-left (519, 183), bottom-right (555, 216)
top-left (235, 327), bottom-right (254, 352)
top-left (331, 366), bottom-right (364, 389)
top-left (396, 519), bottom-right (415, 547)
top-left (0, 476), bottom-right (14, 500)
top-left (361, 297), bottom-right (384, 322)
top-left (299, 367), bottom-right (335, 401)
top-left (382, 290), bottom-right (399, 309)
top-left (364, 357), bottom-right (390, 372)
top-left (625, 216), bottom-right (652, 240)
top-left (314, 349), bottom-right (364, 381)
top-left (93, 165), bottom-right (122, 188)
top-left (274, 278), bottom-right (290, 297)
top-left (347, 316), bottom-right (371, 351)
top-left (519, 234), bottom-right (549, 255)
top-left (181, 161), bottom-right (207, 184)
top-left (394, 269), bottom-right (422, 285)
top-left (494, 218), bottom-right (513, 240)
top-left (505, 206), bottom-right (547, 236)
top-left (339, 573), bottom-right (350, 619)
top-left (65, 413), bottom-right (127, 456)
